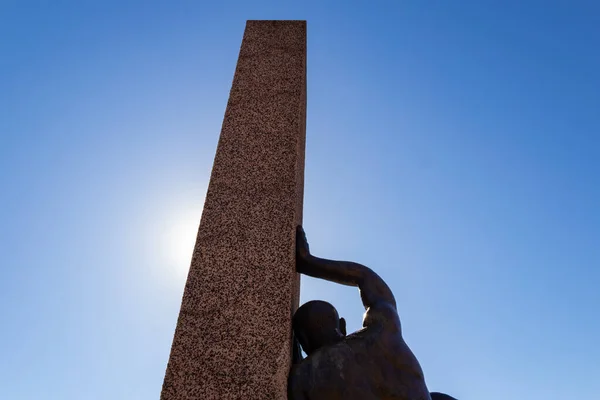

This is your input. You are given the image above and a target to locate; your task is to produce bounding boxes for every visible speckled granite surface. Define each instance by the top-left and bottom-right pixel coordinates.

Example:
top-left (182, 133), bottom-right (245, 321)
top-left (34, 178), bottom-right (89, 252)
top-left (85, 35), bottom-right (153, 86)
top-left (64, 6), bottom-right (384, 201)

top-left (160, 20), bottom-right (306, 400)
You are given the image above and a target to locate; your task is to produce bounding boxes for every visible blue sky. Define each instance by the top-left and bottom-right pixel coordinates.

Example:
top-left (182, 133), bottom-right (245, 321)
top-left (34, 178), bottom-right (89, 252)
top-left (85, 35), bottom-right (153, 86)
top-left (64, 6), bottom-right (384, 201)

top-left (1, 1), bottom-right (599, 399)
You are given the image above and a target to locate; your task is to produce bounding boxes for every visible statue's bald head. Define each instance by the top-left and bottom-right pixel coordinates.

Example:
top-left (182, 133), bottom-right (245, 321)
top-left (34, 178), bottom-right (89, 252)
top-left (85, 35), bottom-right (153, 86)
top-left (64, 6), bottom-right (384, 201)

top-left (293, 300), bottom-right (346, 356)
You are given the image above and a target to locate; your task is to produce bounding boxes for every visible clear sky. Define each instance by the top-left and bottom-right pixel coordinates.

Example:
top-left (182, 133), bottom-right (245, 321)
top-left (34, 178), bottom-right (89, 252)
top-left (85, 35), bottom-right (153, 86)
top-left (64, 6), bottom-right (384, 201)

top-left (1, 1), bottom-right (599, 399)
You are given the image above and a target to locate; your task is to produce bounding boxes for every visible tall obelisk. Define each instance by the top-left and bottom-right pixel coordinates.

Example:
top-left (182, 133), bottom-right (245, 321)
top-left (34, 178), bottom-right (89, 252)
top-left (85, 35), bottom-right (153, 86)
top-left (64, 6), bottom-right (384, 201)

top-left (161, 20), bottom-right (306, 399)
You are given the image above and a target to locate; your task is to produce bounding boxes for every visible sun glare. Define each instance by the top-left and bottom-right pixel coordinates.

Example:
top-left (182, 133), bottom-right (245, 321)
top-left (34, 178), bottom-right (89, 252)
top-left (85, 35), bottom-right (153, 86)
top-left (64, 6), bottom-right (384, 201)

top-left (162, 208), bottom-right (202, 277)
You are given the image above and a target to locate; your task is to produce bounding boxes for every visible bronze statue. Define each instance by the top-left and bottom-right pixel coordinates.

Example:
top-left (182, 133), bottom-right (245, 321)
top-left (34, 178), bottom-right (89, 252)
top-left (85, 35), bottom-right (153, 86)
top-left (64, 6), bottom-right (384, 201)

top-left (288, 226), bottom-right (457, 400)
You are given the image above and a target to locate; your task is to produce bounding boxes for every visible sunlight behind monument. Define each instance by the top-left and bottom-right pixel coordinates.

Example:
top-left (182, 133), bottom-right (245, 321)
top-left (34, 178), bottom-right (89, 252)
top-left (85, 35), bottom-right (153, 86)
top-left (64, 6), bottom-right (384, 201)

top-left (161, 208), bottom-right (202, 277)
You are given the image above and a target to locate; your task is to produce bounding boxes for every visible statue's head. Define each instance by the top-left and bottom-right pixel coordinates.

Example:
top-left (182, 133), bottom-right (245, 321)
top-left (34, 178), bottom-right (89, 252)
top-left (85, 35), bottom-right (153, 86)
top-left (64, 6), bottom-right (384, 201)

top-left (292, 300), bottom-right (346, 356)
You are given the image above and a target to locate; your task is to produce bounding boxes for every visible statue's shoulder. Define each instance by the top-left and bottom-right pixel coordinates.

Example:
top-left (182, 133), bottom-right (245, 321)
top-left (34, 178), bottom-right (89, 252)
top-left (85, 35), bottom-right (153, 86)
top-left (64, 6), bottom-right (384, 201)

top-left (363, 301), bottom-right (401, 332)
top-left (293, 340), bottom-right (355, 373)
top-left (288, 355), bottom-right (316, 395)
top-left (288, 360), bottom-right (309, 399)
top-left (290, 342), bottom-right (364, 392)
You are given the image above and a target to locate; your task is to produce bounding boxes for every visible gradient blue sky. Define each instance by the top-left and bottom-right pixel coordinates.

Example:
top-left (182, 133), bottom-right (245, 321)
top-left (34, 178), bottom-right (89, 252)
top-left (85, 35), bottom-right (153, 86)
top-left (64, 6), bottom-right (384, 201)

top-left (1, 1), bottom-right (599, 399)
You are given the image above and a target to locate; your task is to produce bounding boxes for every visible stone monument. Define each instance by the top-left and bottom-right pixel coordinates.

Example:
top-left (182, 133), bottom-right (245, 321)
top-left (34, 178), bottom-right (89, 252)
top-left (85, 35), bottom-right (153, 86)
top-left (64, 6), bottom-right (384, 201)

top-left (160, 20), bottom-right (306, 399)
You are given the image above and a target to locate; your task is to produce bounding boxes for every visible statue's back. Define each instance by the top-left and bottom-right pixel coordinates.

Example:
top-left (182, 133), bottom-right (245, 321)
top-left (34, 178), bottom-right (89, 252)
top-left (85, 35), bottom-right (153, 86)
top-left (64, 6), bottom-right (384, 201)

top-left (291, 325), bottom-right (431, 400)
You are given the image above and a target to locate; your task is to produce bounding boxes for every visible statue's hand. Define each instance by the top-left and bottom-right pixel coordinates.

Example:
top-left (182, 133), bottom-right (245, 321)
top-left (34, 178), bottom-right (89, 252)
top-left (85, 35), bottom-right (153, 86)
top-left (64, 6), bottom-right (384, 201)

top-left (296, 225), bottom-right (310, 260)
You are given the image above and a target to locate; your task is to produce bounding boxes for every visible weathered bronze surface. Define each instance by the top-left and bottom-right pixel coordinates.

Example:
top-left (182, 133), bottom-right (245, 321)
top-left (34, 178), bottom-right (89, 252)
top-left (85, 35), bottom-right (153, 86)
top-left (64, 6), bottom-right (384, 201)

top-left (289, 226), bottom-right (457, 400)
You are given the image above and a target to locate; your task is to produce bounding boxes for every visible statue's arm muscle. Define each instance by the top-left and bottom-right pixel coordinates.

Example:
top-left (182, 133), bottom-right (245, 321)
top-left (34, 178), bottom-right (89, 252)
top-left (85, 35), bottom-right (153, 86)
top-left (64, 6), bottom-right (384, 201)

top-left (296, 226), bottom-right (396, 310)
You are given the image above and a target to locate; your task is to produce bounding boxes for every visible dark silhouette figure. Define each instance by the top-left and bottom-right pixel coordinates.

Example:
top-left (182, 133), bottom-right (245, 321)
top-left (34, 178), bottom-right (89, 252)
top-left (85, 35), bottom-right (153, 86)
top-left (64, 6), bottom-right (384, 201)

top-left (288, 226), bottom-right (433, 399)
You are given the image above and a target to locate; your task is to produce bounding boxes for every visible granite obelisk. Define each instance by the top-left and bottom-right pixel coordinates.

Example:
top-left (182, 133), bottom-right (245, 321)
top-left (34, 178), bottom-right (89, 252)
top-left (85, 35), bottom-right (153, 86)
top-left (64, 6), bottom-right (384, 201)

top-left (161, 20), bottom-right (306, 399)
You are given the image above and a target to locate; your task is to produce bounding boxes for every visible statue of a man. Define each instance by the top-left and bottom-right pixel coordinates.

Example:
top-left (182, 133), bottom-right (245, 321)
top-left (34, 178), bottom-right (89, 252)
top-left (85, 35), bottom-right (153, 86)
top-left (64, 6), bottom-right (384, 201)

top-left (288, 226), bottom-right (454, 400)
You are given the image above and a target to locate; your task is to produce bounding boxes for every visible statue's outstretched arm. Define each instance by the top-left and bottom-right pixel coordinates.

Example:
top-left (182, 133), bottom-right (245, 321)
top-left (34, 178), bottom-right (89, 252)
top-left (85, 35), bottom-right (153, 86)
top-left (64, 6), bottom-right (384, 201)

top-left (296, 226), bottom-right (396, 310)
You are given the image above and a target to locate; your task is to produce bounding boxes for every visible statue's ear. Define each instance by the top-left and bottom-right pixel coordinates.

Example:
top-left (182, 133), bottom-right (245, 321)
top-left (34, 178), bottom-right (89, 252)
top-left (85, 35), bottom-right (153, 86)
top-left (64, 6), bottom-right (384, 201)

top-left (339, 317), bottom-right (347, 336)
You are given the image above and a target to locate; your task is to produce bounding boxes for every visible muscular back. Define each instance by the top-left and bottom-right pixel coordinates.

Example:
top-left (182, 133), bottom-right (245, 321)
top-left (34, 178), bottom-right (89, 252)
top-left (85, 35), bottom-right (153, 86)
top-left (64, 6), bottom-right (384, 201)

top-left (289, 303), bottom-right (431, 400)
